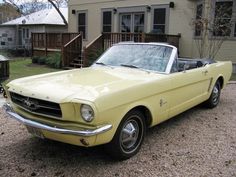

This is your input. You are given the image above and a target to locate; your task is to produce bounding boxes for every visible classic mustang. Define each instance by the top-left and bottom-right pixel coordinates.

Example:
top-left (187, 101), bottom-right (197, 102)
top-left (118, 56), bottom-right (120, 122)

top-left (4, 43), bottom-right (232, 160)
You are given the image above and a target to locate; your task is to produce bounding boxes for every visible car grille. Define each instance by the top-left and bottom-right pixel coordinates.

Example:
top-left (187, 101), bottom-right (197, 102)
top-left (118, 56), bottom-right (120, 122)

top-left (10, 92), bottom-right (62, 118)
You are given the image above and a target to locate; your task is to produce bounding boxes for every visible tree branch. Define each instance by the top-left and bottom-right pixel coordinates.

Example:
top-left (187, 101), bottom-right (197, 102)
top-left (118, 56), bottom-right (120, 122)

top-left (48, 0), bottom-right (68, 26)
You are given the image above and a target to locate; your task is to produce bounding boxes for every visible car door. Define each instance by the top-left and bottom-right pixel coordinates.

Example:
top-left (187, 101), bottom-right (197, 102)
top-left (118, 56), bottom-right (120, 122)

top-left (168, 66), bottom-right (212, 118)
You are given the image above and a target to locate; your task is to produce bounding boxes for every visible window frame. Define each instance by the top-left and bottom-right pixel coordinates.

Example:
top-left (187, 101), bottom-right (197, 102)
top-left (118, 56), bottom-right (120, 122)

top-left (213, 0), bottom-right (233, 37)
top-left (116, 6), bottom-right (148, 33)
top-left (101, 9), bottom-right (113, 33)
top-left (77, 10), bottom-right (88, 40)
top-left (211, 0), bottom-right (236, 38)
top-left (151, 5), bottom-right (170, 34)
top-left (194, 0), bottom-right (236, 39)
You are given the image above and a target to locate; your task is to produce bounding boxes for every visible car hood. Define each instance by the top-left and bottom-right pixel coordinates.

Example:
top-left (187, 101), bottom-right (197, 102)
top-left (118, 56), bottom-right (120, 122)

top-left (7, 66), bottom-right (164, 103)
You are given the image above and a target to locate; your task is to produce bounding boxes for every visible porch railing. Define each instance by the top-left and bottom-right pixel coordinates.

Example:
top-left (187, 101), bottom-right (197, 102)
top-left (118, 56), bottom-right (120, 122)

top-left (83, 34), bottom-right (104, 67)
top-left (83, 32), bottom-right (181, 66)
top-left (102, 32), bottom-right (144, 49)
top-left (31, 33), bottom-right (80, 56)
top-left (62, 34), bottom-right (83, 67)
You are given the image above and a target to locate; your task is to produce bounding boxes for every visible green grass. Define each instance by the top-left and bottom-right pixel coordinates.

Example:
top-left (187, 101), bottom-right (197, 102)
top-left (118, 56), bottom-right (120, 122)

top-left (231, 73), bottom-right (236, 81)
top-left (4, 58), bottom-right (62, 84)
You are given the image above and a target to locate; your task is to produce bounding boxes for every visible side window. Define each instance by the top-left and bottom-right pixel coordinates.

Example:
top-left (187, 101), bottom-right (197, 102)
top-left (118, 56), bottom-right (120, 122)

top-left (102, 11), bottom-right (112, 32)
top-left (195, 3), bottom-right (203, 36)
top-left (171, 57), bottom-right (178, 73)
top-left (153, 8), bottom-right (166, 34)
top-left (213, 1), bottom-right (233, 37)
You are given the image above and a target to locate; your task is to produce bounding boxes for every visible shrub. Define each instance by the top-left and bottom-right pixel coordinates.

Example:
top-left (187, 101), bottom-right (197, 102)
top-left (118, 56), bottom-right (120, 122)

top-left (87, 47), bottom-right (104, 66)
top-left (45, 53), bottom-right (61, 69)
top-left (38, 56), bottom-right (46, 65)
top-left (32, 56), bottom-right (40, 64)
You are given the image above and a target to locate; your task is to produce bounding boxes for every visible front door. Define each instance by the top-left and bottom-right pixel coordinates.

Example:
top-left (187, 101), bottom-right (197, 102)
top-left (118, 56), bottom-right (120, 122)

top-left (120, 13), bottom-right (145, 41)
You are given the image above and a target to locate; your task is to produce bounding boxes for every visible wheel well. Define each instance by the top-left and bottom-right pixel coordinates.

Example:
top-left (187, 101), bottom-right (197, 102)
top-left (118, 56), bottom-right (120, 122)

top-left (217, 76), bottom-right (224, 89)
top-left (129, 106), bottom-right (152, 127)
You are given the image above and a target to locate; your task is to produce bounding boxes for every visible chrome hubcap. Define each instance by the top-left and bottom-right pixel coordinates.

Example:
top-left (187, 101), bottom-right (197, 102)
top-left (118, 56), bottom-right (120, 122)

top-left (212, 85), bottom-right (219, 104)
top-left (121, 120), bottom-right (139, 150)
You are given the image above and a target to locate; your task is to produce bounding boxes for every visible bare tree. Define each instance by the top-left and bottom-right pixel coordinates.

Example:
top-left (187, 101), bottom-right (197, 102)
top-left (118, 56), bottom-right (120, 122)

top-left (49, 0), bottom-right (67, 8)
top-left (192, 0), bottom-right (234, 59)
top-left (3, 0), bottom-right (47, 15)
top-left (48, 0), bottom-right (68, 26)
top-left (4, 0), bottom-right (68, 25)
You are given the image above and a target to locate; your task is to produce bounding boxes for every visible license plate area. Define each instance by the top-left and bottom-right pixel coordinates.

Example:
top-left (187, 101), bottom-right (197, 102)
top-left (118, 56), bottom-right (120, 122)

top-left (26, 126), bottom-right (44, 139)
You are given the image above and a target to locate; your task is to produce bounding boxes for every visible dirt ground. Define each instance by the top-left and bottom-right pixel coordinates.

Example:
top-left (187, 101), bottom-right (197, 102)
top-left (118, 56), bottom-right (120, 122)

top-left (0, 84), bottom-right (236, 177)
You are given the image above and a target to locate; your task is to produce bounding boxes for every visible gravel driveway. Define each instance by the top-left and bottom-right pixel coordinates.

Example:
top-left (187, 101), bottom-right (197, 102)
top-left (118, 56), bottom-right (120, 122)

top-left (0, 84), bottom-right (236, 177)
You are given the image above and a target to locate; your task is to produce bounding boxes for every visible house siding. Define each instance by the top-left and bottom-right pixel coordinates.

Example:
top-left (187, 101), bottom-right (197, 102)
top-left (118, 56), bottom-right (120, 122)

top-left (0, 25), bottom-right (67, 49)
top-left (0, 26), bottom-right (16, 49)
top-left (68, 0), bottom-right (236, 66)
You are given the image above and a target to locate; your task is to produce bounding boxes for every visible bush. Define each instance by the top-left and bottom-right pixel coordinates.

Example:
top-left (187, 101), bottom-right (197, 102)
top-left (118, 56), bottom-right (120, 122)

top-left (7, 49), bottom-right (31, 57)
top-left (45, 53), bottom-right (61, 69)
top-left (38, 56), bottom-right (47, 65)
top-left (32, 56), bottom-right (40, 64)
top-left (87, 48), bottom-right (104, 66)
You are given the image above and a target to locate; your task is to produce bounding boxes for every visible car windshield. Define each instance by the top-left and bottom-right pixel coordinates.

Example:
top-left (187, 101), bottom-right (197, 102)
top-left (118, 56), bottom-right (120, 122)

top-left (95, 44), bottom-right (173, 72)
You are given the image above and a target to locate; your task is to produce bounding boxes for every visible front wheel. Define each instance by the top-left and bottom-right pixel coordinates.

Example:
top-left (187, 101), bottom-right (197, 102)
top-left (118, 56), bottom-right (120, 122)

top-left (106, 110), bottom-right (146, 160)
top-left (204, 81), bottom-right (221, 108)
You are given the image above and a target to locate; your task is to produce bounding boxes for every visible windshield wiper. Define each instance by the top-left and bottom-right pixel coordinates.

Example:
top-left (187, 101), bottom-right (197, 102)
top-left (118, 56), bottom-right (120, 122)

top-left (120, 64), bottom-right (150, 73)
top-left (120, 64), bottom-right (139, 68)
top-left (95, 62), bottom-right (107, 66)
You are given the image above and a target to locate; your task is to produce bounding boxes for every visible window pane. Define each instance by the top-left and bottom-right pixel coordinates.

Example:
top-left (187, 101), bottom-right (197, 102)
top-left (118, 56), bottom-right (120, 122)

top-left (196, 4), bottom-right (203, 19)
top-left (121, 14), bottom-right (131, 32)
top-left (103, 11), bottom-right (112, 25)
top-left (134, 26), bottom-right (144, 33)
top-left (195, 4), bottom-right (203, 36)
top-left (134, 14), bottom-right (144, 33)
top-left (103, 26), bottom-right (112, 32)
top-left (78, 12), bottom-right (87, 39)
top-left (78, 26), bottom-right (86, 38)
top-left (213, 1), bottom-right (233, 36)
top-left (215, 2), bottom-right (233, 18)
top-left (134, 14), bottom-right (144, 26)
top-left (103, 11), bottom-right (112, 32)
top-left (154, 9), bottom-right (166, 25)
top-left (78, 13), bottom-right (86, 25)
top-left (153, 25), bottom-right (165, 34)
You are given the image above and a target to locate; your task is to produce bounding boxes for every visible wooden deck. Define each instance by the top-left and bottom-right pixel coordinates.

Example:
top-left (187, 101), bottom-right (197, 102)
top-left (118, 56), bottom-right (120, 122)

top-left (31, 33), bottom-right (79, 57)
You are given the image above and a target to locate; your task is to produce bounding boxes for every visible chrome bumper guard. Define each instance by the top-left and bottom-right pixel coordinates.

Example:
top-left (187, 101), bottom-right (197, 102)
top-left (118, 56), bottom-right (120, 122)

top-left (3, 103), bottom-right (112, 137)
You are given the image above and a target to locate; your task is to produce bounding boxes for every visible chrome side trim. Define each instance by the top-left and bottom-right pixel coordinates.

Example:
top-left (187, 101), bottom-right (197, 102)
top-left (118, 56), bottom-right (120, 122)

top-left (3, 103), bottom-right (112, 137)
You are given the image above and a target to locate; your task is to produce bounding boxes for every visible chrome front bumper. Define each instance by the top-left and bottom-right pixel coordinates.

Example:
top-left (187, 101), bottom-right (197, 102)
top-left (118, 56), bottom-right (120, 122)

top-left (3, 103), bottom-right (112, 137)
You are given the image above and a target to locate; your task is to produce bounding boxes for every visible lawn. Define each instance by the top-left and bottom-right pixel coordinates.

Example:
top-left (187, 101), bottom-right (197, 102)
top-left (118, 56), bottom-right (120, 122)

top-left (4, 58), bottom-right (62, 84)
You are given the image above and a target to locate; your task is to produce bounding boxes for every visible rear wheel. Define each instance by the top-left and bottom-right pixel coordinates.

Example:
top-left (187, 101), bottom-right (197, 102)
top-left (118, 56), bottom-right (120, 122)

top-left (106, 110), bottom-right (146, 160)
top-left (204, 81), bottom-right (221, 108)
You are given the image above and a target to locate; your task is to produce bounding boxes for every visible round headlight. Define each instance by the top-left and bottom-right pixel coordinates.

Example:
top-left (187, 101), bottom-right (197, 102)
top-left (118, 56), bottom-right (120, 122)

top-left (80, 104), bottom-right (94, 122)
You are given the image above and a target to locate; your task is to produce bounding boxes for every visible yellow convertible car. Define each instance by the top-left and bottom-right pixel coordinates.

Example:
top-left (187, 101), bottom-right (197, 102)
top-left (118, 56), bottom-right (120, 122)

top-left (4, 43), bottom-right (232, 160)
